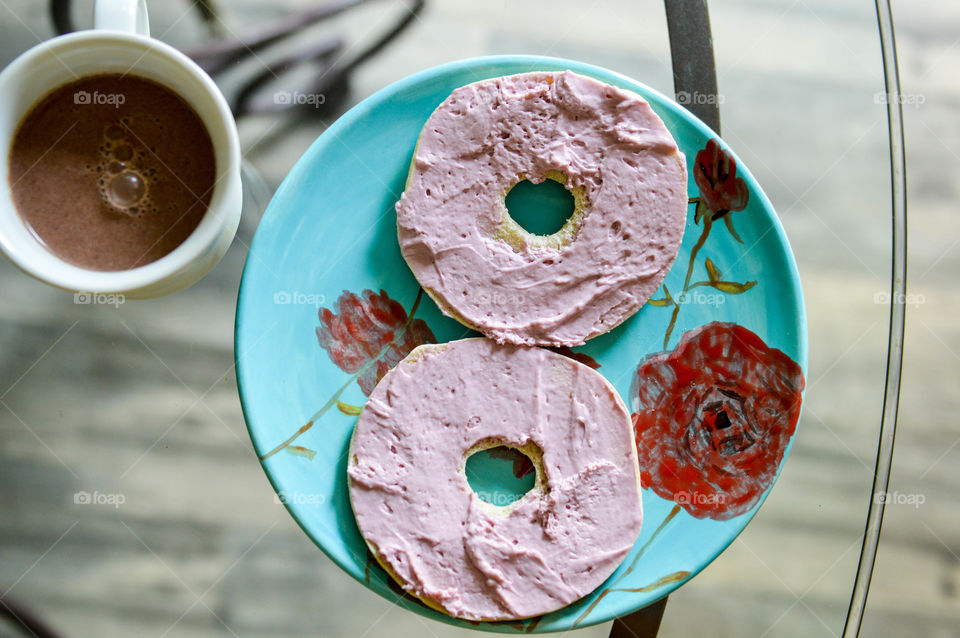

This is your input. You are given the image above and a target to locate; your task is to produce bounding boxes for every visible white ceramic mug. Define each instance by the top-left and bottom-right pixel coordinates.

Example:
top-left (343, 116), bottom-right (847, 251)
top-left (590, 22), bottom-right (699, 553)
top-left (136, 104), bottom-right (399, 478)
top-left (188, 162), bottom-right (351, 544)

top-left (0, 0), bottom-right (242, 298)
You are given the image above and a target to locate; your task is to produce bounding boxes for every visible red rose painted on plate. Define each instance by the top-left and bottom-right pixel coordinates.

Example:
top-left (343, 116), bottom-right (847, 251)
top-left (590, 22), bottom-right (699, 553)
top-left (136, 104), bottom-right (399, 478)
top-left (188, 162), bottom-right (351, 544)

top-left (693, 138), bottom-right (748, 216)
top-left (317, 289), bottom-right (437, 395)
top-left (261, 288), bottom-right (432, 460)
top-left (631, 321), bottom-right (804, 520)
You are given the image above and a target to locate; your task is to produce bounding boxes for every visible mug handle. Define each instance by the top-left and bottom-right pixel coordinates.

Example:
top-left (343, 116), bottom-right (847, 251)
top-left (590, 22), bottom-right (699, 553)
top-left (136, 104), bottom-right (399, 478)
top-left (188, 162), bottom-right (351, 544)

top-left (94, 0), bottom-right (150, 37)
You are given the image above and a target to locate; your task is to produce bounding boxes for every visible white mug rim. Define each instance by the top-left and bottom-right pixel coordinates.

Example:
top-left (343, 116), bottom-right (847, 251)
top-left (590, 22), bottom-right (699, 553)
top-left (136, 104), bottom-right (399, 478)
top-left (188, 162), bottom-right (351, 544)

top-left (0, 29), bottom-right (241, 294)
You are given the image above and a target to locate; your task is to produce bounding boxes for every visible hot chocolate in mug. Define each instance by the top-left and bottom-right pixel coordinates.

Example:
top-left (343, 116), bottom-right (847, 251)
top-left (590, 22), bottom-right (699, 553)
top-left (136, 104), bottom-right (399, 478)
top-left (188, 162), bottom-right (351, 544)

top-left (0, 0), bottom-right (242, 298)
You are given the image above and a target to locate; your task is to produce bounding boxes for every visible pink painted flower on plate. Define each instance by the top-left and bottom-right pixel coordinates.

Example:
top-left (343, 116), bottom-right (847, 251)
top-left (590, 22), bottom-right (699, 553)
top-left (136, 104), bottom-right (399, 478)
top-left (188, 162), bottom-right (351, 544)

top-left (317, 289), bottom-right (436, 395)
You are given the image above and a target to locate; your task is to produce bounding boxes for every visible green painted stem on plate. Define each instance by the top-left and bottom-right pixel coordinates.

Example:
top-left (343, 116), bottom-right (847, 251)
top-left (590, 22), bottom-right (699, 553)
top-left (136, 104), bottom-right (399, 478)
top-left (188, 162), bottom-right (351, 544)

top-left (259, 288), bottom-right (425, 461)
top-left (663, 202), bottom-right (712, 349)
top-left (572, 504), bottom-right (683, 627)
top-left (683, 209), bottom-right (714, 292)
top-left (662, 302), bottom-right (682, 351)
top-left (609, 570), bottom-right (690, 594)
top-left (616, 504), bottom-right (683, 582)
top-left (259, 373), bottom-right (358, 461)
top-left (572, 589), bottom-right (612, 628)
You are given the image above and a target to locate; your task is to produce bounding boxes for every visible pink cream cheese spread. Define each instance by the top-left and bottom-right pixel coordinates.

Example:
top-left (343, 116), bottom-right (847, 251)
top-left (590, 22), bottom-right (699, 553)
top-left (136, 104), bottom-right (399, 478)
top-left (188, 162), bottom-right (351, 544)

top-left (347, 338), bottom-right (644, 620)
top-left (396, 71), bottom-right (688, 347)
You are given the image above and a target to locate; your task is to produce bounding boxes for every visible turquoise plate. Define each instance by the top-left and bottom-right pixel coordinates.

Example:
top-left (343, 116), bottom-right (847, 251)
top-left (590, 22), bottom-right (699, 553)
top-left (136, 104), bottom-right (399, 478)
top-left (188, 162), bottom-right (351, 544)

top-left (236, 55), bottom-right (807, 632)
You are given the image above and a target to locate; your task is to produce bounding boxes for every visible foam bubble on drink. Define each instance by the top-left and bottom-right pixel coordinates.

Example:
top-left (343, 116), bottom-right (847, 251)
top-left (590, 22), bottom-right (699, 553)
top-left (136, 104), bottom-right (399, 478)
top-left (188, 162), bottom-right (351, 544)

top-left (92, 121), bottom-right (157, 217)
top-left (107, 171), bottom-right (146, 208)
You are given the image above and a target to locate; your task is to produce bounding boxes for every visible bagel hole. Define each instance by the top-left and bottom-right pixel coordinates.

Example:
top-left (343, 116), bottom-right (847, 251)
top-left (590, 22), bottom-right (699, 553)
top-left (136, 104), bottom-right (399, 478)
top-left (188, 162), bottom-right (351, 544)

top-left (505, 178), bottom-right (574, 236)
top-left (464, 444), bottom-right (537, 508)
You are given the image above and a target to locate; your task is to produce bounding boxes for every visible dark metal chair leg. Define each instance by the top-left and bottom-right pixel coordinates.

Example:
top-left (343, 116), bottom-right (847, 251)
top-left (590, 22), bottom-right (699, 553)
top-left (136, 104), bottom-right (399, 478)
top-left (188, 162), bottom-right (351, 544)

top-left (0, 596), bottom-right (65, 638)
top-left (609, 597), bottom-right (668, 638)
top-left (608, 3), bottom-right (719, 635)
top-left (664, 0), bottom-right (721, 134)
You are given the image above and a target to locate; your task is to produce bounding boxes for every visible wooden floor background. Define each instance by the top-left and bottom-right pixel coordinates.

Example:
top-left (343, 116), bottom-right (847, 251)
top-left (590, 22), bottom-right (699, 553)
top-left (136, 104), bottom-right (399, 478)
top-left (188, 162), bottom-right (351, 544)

top-left (1, 1), bottom-right (958, 636)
